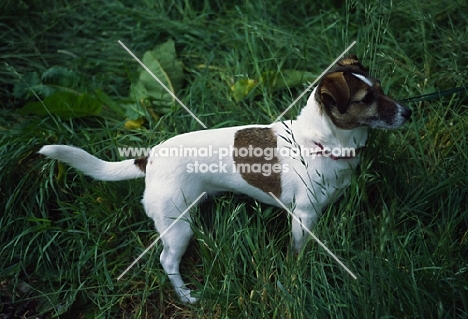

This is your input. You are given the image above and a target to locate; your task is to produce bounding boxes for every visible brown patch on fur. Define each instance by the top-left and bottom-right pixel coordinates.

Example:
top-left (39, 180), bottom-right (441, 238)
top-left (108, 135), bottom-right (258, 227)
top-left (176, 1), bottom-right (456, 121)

top-left (233, 128), bottom-right (282, 197)
top-left (134, 157), bottom-right (148, 173)
top-left (318, 72), bottom-right (351, 115)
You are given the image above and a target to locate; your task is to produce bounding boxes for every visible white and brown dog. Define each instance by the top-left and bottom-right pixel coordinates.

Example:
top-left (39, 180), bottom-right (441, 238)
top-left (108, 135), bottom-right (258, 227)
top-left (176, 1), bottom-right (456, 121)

top-left (39, 55), bottom-right (411, 303)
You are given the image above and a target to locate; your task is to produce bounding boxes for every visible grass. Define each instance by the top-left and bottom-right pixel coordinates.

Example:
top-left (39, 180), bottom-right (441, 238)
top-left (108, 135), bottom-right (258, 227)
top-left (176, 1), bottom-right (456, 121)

top-left (1, 0), bottom-right (467, 318)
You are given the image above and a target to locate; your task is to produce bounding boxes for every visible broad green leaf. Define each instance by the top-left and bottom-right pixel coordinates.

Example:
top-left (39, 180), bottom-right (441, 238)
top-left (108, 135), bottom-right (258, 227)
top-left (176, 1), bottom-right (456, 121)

top-left (13, 67), bottom-right (84, 99)
top-left (129, 39), bottom-right (184, 116)
top-left (41, 66), bottom-right (82, 89)
top-left (131, 56), bottom-right (174, 109)
top-left (231, 70), bottom-right (317, 101)
top-left (122, 101), bottom-right (147, 119)
top-left (94, 89), bottom-right (126, 117)
top-left (149, 38), bottom-right (184, 94)
top-left (13, 72), bottom-right (46, 98)
top-left (261, 70), bottom-right (316, 90)
top-left (19, 91), bottom-right (102, 119)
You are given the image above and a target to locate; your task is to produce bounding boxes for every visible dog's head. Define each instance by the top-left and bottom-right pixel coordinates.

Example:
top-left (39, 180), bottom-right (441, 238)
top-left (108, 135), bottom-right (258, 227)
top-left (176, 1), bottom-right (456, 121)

top-left (315, 55), bottom-right (411, 130)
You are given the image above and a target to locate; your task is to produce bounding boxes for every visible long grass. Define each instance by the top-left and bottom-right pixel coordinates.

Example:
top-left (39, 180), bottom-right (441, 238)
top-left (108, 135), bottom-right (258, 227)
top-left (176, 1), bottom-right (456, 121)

top-left (1, 0), bottom-right (467, 318)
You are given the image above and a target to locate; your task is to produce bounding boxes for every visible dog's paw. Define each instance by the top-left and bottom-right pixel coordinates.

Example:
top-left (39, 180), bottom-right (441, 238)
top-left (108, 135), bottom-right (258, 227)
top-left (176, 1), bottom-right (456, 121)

top-left (176, 287), bottom-right (198, 304)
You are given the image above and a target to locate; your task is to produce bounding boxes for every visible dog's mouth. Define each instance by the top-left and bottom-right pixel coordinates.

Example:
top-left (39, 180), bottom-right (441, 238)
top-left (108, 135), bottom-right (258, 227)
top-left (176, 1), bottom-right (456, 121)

top-left (365, 104), bottom-right (412, 129)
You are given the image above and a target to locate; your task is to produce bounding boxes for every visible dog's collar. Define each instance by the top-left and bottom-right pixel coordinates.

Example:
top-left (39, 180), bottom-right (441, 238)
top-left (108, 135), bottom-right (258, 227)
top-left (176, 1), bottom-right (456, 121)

top-left (313, 142), bottom-right (366, 160)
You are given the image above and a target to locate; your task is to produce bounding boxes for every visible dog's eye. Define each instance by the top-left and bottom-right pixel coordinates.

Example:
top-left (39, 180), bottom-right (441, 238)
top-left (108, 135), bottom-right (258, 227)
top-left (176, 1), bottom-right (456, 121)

top-left (360, 92), bottom-right (374, 104)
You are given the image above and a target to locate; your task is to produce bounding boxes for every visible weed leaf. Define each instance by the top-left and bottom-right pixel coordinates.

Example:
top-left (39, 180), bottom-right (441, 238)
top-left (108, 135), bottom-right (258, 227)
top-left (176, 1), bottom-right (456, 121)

top-left (94, 89), bottom-right (126, 117)
top-left (13, 72), bottom-right (47, 98)
top-left (19, 91), bottom-right (102, 119)
top-left (231, 70), bottom-right (316, 101)
top-left (41, 66), bottom-right (82, 89)
top-left (129, 39), bottom-right (184, 117)
top-left (13, 67), bottom-right (84, 99)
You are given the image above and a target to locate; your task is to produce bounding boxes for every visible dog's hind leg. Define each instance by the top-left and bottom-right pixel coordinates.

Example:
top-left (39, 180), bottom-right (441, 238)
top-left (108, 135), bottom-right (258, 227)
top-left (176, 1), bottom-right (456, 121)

top-left (143, 195), bottom-right (198, 304)
top-left (159, 219), bottom-right (196, 303)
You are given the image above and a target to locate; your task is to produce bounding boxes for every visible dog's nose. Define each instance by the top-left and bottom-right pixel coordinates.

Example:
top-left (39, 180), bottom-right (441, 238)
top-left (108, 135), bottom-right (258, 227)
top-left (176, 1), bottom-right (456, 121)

top-left (401, 105), bottom-right (412, 120)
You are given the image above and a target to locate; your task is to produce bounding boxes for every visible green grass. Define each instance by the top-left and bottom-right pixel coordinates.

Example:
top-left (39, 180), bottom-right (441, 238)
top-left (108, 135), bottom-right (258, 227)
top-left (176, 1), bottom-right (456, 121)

top-left (1, 0), bottom-right (467, 318)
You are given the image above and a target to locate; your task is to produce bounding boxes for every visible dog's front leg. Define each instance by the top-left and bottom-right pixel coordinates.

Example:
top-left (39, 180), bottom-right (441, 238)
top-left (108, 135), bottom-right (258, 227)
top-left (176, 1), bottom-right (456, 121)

top-left (291, 208), bottom-right (319, 253)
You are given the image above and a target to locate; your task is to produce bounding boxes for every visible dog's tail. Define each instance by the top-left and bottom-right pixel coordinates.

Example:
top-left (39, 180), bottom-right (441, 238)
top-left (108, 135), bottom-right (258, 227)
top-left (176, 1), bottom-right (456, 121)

top-left (39, 145), bottom-right (146, 181)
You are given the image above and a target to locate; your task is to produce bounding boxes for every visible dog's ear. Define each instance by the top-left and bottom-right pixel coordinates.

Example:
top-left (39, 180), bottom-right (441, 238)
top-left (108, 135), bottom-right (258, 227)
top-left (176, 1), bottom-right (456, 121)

top-left (318, 72), bottom-right (351, 114)
top-left (337, 55), bottom-right (366, 72)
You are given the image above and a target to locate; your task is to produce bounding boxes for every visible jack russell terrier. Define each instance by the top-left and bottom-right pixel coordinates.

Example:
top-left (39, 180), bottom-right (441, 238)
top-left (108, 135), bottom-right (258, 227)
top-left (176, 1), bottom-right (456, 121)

top-left (39, 55), bottom-right (411, 303)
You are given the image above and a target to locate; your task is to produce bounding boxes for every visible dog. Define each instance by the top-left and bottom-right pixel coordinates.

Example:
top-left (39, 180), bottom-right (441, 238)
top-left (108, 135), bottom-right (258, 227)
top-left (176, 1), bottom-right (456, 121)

top-left (39, 55), bottom-right (411, 303)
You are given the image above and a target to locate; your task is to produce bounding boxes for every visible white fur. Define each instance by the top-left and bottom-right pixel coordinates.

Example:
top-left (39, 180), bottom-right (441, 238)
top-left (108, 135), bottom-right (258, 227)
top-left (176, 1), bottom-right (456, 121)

top-left (351, 73), bottom-right (373, 87)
